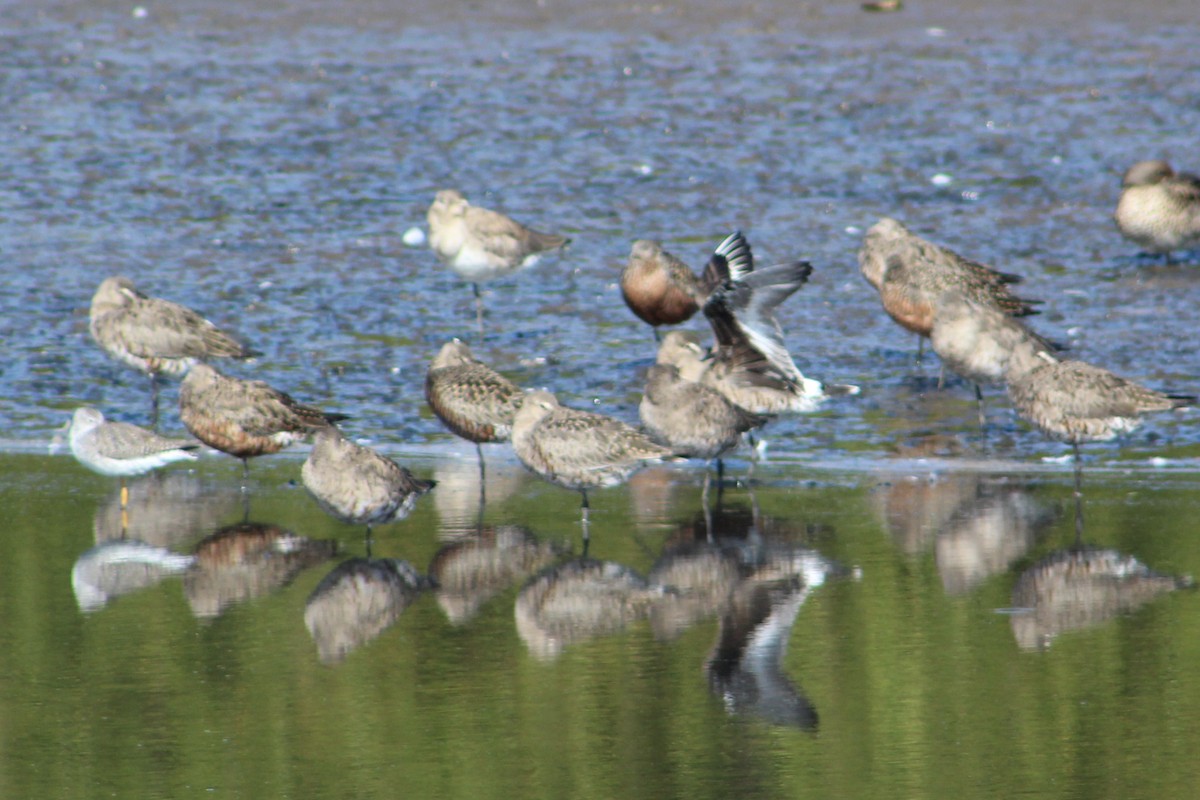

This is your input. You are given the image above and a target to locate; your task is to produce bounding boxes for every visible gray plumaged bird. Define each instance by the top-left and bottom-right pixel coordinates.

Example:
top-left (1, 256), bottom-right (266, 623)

top-left (88, 276), bottom-right (257, 425)
top-left (1005, 339), bottom-right (1195, 536)
top-left (1114, 160), bottom-right (1200, 262)
top-left (302, 426), bottom-right (435, 538)
top-left (179, 363), bottom-right (347, 477)
top-left (929, 290), bottom-right (1060, 427)
top-left (68, 406), bottom-right (198, 509)
top-left (427, 189), bottom-right (570, 331)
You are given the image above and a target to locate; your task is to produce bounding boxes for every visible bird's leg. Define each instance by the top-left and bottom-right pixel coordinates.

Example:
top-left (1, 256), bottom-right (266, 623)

top-left (1072, 440), bottom-right (1084, 545)
top-left (120, 477), bottom-right (130, 536)
top-left (975, 383), bottom-right (987, 431)
top-left (475, 442), bottom-right (487, 533)
top-left (472, 283), bottom-right (485, 337)
top-left (149, 373), bottom-right (161, 431)
top-left (701, 469), bottom-right (714, 542)
top-left (716, 457), bottom-right (725, 489)
top-left (580, 490), bottom-right (590, 558)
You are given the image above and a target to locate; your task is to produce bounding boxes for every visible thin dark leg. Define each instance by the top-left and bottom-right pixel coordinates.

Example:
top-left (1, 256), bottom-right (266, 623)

top-left (475, 442), bottom-right (487, 532)
top-left (700, 469), bottom-right (714, 542)
top-left (652, 327), bottom-right (662, 343)
top-left (149, 374), bottom-right (161, 431)
top-left (716, 458), bottom-right (726, 489)
top-left (1072, 441), bottom-right (1084, 545)
top-left (472, 283), bottom-right (485, 336)
top-left (975, 383), bottom-right (987, 430)
top-left (937, 362), bottom-right (946, 391)
top-left (580, 490), bottom-right (590, 558)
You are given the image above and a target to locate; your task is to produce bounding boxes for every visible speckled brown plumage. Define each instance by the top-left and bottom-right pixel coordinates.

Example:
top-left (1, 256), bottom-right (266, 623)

top-left (302, 426), bottom-right (434, 531)
top-left (179, 363), bottom-right (346, 461)
top-left (512, 390), bottom-right (673, 494)
top-left (89, 276), bottom-right (255, 377)
top-left (425, 340), bottom-right (525, 444)
top-left (859, 217), bottom-right (1040, 338)
top-left (1006, 352), bottom-right (1194, 444)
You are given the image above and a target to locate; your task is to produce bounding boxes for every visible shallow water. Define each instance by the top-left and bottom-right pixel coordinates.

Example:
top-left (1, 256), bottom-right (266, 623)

top-left (4, 0), bottom-right (1200, 797)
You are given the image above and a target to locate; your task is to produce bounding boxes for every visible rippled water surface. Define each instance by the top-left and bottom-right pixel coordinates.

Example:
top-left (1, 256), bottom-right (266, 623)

top-left (4, 0), bottom-right (1200, 797)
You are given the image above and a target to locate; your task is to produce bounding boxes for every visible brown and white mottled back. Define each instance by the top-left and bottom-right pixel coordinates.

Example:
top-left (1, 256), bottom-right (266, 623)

top-left (179, 363), bottom-right (345, 461)
top-left (302, 426), bottom-right (434, 530)
top-left (425, 340), bottom-right (525, 443)
top-left (512, 389), bottom-right (673, 492)
top-left (1114, 160), bottom-right (1200, 257)
top-left (1006, 353), bottom-right (1195, 444)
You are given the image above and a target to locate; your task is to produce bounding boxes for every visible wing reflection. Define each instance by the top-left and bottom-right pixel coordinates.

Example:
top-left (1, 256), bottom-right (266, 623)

top-left (93, 471), bottom-right (241, 546)
top-left (705, 547), bottom-right (846, 730)
top-left (304, 558), bottom-right (428, 664)
top-left (428, 525), bottom-right (566, 625)
top-left (72, 540), bottom-right (195, 613)
top-left (1010, 548), bottom-right (1194, 651)
top-left (515, 559), bottom-right (664, 661)
top-left (183, 522), bottom-right (338, 619)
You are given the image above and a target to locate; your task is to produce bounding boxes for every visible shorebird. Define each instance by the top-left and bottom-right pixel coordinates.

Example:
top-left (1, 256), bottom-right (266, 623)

top-left (425, 339), bottom-right (525, 508)
top-left (858, 217), bottom-right (1041, 364)
top-left (620, 231), bottom-right (752, 337)
top-left (179, 363), bottom-right (346, 479)
top-left (512, 389), bottom-right (674, 552)
top-left (68, 406), bottom-right (198, 511)
top-left (302, 426), bottom-right (435, 543)
top-left (929, 290), bottom-right (1059, 427)
top-left (1114, 160), bottom-right (1200, 262)
top-left (1005, 341), bottom-right (1195, 536)
top-left (426, 189), bottom-right (570, 332)
top-left (88, 276), bottom-right (256, 426)
top-left (658, 263), bottom-right (859, 416)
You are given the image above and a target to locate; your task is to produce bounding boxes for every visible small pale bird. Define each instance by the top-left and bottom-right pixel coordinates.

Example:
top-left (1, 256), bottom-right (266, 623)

top-left (179, 363), bottom-right (347, 479)
top-left (1114, 160), bottom-right (1200, 262)
top-left (302, 426), bottom-right (435, 542)
top-left (426, 189), bottom-right (570, 332)
top-left (68, 406), bottom-right (198, 513)
top-left (88, 276), bottom-right (257, 426)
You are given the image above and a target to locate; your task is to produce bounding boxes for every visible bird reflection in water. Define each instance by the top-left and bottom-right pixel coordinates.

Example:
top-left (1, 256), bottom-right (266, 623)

top-left (304, 558), bottom-right (428, 664)
top-left (72, 540), bottom-right (195, 613)
top-left (184, 522), bottom-right (338, 619)
top-left (93, 470), bottom-right (242, 546)
top-left (1009, 548), bottom-right (1194, 651)
top-left (706, 547), bottom-right (852, 730)
top-left (428, 525), bottom-right (566, 625)
top-left (871, 473), bottom-right (1055, 595)
top-left (514, 560), bottom-right (665, 661)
